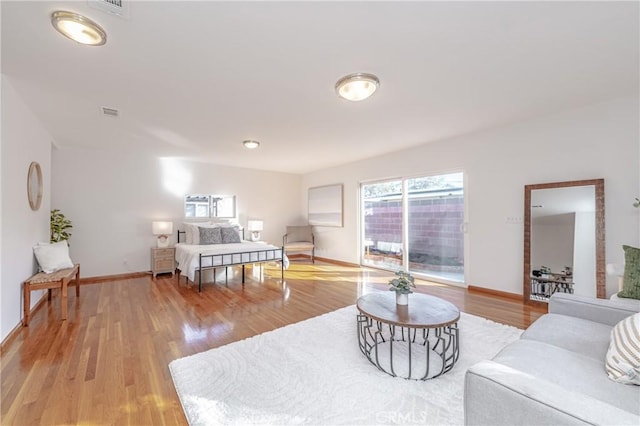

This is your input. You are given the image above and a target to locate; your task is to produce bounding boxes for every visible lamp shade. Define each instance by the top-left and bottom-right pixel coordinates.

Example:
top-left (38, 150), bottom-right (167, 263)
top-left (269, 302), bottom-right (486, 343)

top-left (152, 221), bottom-right (173, 235)
top-left (247, 220), bottom-right (263, 231)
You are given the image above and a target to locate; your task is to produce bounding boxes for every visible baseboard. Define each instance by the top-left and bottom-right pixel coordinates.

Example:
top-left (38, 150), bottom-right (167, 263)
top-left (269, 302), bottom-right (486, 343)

top-left (468, 285), bottom-right (523, 301)
top-left (314, 257), bottom-right (359, 268)
top-left (286, 254), bottom-right (309, 260)
top-left (80, 271), bottom-right (149, 284)
top-left (286, 254), bottom-right (359, 268)
top-left (0, 291), bottom-right (48, 354)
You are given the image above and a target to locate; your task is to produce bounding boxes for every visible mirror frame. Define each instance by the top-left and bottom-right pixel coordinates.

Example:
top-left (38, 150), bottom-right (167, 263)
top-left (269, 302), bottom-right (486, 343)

top-left (523, 178), bottom-right (605, 306)
top-left (27, 161), bottom-right (43, 211)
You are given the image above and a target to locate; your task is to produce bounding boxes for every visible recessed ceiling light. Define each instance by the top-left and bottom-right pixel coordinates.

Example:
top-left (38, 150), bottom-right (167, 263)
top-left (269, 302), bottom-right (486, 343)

top-left (51, 11), bottom-right (107, 46)
top-left (335, 73), bottom-right (380, 101)
top-left (243, 140), bottom-right (260, 149)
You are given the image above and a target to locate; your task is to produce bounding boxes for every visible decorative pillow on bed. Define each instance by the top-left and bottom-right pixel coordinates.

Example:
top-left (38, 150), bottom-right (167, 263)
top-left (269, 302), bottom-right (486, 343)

top-left (605, 312), bottom-right (640, 385)
top-left (220, 226), bottom-right (241, 243)
top-left (33, 241), bottom-right (74, 273)
top-left (199, 226), bottom-right (222, 244)
top-left (618, 245), bottom-right (640, 300)
top-left (183, 222), bottom-right (210, 244)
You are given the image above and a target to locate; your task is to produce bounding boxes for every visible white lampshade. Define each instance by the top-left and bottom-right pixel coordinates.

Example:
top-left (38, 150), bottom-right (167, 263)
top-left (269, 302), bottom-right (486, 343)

top-left (152, 221), bottom-right (173, 235)
top-left (247, 220), bottom-right (264, 231)
top-left (152, 221), bottom-right (172, 248)
top-left (247, 220), bottom-right (263, 242)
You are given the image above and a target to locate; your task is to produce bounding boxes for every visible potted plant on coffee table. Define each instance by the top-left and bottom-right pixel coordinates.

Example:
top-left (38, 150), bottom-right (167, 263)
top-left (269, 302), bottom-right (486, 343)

top-left (388, 270), bottom-right (416, 305)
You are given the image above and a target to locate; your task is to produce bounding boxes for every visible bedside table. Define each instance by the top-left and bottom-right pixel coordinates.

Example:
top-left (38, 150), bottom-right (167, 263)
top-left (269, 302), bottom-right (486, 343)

top-left (151, 247), bottom-right (176, 278)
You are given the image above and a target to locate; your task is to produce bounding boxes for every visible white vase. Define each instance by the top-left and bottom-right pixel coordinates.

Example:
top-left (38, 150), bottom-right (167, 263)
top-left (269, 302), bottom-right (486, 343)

top-left (396, 292), bottom-right (408, 306)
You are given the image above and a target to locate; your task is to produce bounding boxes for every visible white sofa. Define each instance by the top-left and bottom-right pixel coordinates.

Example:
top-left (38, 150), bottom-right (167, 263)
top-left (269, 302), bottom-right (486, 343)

top-left (464, 293), bottom-right (640, 425)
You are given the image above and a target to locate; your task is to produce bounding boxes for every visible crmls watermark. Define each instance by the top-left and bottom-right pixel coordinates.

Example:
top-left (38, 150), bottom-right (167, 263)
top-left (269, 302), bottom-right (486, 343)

top-left (376, 411), bottom-right (430, 423)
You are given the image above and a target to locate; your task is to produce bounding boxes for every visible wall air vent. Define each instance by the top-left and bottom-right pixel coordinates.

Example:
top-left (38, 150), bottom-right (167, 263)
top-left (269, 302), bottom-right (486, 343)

top-left (101, 106), bottom-right (119, 117)
top-left (87, 0), bottom-right (130, 19)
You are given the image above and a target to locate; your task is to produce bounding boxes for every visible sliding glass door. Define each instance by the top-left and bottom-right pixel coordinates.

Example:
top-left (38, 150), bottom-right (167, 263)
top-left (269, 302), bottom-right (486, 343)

top-left (362, 180), bottom-right (403, 270)
top-left (406, 174), bottom-right (464, 282)
top-left (361, 172), bottom-right (465, 283)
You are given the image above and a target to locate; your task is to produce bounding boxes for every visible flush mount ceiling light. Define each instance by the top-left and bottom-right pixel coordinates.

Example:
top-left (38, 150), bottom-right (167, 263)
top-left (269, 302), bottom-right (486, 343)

top-left (243, 140), bottom-right (260, 149)
top-left (51, 11), bottom-right (107, 46)
top-left (335, 73), bottom-right (380, 101)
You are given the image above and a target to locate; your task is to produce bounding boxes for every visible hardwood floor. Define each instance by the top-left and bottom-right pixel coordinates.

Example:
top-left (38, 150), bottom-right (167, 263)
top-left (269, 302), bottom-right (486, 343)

top-left (1, 262), bottom-right (546, 425)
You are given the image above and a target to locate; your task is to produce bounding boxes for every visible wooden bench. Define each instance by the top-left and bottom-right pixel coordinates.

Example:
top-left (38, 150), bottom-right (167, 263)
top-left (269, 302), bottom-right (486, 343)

top-left (23, 264), bottom-right (80, 326)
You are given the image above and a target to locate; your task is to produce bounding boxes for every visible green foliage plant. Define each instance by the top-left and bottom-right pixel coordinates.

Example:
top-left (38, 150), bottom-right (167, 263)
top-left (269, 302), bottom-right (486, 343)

top-left (388, 270), bottom-right (416, 294)
top-left (50, 209), bottom-right (72, 243)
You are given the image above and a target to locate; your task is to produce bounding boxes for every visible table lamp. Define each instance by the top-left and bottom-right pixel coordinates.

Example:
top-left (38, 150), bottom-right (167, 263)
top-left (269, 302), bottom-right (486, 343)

top-left (247, 220), bottom-right (263, 242)
top-left (152, 221), bottom-right (173, 248)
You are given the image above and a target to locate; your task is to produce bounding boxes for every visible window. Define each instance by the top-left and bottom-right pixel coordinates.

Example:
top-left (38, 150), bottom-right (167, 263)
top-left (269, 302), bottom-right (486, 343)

top-left (361, 172), bottom-right (465, 283)
top-left (184, 194), bottom-right (236, 218)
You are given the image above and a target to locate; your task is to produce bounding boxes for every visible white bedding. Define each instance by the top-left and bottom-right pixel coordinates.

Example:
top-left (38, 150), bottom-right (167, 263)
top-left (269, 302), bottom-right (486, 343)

top-left (175, 241), bottom-right (283, 282)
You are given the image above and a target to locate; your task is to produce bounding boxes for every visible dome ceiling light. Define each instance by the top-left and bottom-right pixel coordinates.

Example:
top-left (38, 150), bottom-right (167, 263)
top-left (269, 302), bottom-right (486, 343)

top-left (243, 140), bottom-right (260, 149)
top-left (51, 11), bottom-right (107, 46)
top-left (335, 73), bottom-right (380, 101)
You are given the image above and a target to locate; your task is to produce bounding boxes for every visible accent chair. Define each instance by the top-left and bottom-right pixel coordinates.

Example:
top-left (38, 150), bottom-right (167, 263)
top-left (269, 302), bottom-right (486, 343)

top-left (283, 225), bottom-right (315, 263)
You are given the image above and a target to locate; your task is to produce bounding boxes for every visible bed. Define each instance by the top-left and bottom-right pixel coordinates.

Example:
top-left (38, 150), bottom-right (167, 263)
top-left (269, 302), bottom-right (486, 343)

top-left (175, 223), bottom-right (284, 292)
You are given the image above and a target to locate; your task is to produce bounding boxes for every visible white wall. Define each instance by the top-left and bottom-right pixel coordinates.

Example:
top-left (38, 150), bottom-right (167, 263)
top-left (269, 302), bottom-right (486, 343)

top-left (1, 75), bottom-right (52, 340)
top-left (51, 150), bottom-right (302, 277)
top-left (573, 211), bottom-right (596, 297)
top-left (301, 96), bottom-right (640, 296)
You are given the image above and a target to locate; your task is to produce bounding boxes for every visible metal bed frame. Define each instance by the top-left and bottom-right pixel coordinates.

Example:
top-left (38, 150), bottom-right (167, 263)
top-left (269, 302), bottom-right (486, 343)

top-left (177, 229), bottom-right (284, 292)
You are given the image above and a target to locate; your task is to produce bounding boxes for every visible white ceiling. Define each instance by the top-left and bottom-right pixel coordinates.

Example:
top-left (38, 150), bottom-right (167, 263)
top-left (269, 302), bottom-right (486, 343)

top-left (2, 1), bottom-right (638, 174)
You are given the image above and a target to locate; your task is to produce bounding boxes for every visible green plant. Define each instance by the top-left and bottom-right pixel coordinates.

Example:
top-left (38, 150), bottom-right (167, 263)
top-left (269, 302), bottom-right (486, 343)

top-left (634, 198), bottom-right (639, 208)
top-left (388, 270), bottom-right (416, 294)
top-left (50, 209), bottom-right (72, 243)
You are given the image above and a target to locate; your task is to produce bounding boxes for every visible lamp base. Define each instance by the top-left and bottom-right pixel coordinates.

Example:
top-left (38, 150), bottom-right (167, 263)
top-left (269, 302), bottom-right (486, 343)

top-left (250, 231), bottom-right (261, 242)
top-left (157, 235), bottom-right (169, 248)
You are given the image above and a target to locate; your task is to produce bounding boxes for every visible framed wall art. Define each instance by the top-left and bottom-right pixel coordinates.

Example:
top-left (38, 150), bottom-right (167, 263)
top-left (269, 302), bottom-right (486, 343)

top-left (308, 184), bottom-right (343, 227)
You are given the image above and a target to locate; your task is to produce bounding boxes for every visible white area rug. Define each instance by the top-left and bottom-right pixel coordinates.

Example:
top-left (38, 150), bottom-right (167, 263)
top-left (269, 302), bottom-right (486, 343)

top-left (169, 305), bottom-right (522, 425)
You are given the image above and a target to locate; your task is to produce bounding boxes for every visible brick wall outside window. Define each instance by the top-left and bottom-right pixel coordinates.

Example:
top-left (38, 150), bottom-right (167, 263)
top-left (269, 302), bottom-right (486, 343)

top-left (364, 195), bottom-right (464, 272)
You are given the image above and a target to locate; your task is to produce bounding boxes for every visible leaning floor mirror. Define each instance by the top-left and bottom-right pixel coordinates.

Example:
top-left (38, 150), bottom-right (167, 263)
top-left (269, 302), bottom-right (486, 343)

top-left (523, 179), bottom-right (605, 306)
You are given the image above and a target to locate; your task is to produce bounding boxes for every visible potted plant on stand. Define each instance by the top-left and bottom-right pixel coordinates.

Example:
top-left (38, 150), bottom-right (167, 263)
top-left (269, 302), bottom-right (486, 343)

top-left (388, 270), bottom-right (416, 305)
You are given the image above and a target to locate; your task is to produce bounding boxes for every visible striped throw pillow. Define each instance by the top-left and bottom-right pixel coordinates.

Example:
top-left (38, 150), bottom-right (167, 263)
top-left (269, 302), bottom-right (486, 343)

top-left (605, 313), bottom-right (640, 385)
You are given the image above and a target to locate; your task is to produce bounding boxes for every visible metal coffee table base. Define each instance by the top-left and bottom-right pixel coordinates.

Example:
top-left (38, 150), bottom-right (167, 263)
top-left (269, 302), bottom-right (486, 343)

top-left (357, 314), bottom-right (459, 380)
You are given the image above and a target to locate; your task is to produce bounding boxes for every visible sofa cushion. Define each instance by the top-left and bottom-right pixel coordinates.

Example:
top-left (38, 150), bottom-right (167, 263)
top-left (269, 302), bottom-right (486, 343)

top-left (521, 313), bottom-right (612, 361)
top-left (492, 339), bottom-right (640, 415)
top-left (606, 313), bottom-right (640, 385)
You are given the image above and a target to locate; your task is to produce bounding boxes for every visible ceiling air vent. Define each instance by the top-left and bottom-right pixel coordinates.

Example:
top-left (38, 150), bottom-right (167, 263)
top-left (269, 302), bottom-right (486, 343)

top-left (87, 0), bottom-right (130, 19)
top-left (101, 106), bottom-right (119, 117)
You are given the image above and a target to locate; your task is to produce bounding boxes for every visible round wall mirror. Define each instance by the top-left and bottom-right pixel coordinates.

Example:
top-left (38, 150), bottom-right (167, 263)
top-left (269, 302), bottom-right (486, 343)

top-left (27, 161), bottom-right (43, 211)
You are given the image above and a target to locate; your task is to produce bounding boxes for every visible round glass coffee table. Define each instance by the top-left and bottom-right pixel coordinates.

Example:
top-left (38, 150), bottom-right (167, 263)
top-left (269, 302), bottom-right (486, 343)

top-left (356, 292), bottom-right (460, 380)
